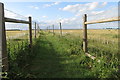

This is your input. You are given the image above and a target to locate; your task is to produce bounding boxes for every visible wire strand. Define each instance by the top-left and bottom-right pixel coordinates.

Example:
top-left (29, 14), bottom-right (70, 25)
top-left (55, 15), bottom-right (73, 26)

top-left (4, 8), bottom-right (28, 19)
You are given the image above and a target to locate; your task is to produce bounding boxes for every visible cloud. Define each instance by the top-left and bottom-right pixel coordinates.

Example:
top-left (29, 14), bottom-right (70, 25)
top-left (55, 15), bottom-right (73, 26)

top-left (60, 2), bottom-right (114, 19)
top-left (4, 2), bottom-right (117, 30)
top-left (102, 2), bottom-right (107, 6)
top-left (88, 2), bottom-right (99, 10)
top-left (40, 4), bottom-right (118, 29)
top-left (61, 2), bottom-right (108, 15)
top-left (91, 11), bottom-right (104, 15)
top-left (54, 2), bottom-right (60, 5)
top-left (34, 7), bottom-right (39, 10)
top-left (44, 4), bottom-right (51, 7)
top-left (25, 14), bottom-right (32, 17)
top-left (88, 6), bottom-right (118, 21)
top-left (42, 16), bottom-right (47, 18)
top-left (29, 6), bottom-right (39, 10)
top-left (62, 4), bottom-right (82, 13)
top-left (44, 2), bottom-right (60, 8)
top-left (61, 2), bottom-right (100, 13)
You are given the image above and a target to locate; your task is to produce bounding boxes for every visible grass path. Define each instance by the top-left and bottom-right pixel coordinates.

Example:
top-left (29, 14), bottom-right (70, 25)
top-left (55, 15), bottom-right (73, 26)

top-left (26, 32), bottom-right (93, 78)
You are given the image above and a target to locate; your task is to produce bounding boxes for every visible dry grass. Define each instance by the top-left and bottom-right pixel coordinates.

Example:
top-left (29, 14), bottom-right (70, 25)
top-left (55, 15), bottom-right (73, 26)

top-left (6, 30), bottom-right (28, 36)
top-left (6, 30), bottom-right (37, 39)
top-left (50, 29), bottom-right (118, 43)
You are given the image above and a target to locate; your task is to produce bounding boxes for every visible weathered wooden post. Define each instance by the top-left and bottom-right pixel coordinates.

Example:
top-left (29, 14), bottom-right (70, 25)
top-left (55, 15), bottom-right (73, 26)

top-left (83, 14), bottom-right (88, 53)
top-left (35, 22), bottom-right (37, 38)
top-left (49, 26), bottom-right (50, 33)
top-left (53, 24), bottom-right (54, 35)
top-left (0, 3), bottom-right (8, 72)
top-left (29, 16), bottom-right (32, 48)
top-left (60, 22), bottom-right (62, 36)
top-left (47, 26), bottom-right (49, 32)
top-left (37, 24), bottom-right (40, 33)
top-left (46, 27), bottom-right (48, 32)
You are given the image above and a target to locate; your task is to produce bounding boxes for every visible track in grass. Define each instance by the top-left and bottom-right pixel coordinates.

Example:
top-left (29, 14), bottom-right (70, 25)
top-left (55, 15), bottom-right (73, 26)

top-left (26, 32), bottom-right (94, 78)
top-left (23, 31), bottom-right (119, 78)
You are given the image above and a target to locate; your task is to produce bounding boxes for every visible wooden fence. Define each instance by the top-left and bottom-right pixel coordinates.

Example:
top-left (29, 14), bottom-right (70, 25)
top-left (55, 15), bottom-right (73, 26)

top-left (47, 22), bottom-right (62, 36)
top-left (83, 14), bottom-right (120, 59)
top-left (0, 3), bottom-right (39, 72)
top-left (1, 2), bottom-right (119, 73)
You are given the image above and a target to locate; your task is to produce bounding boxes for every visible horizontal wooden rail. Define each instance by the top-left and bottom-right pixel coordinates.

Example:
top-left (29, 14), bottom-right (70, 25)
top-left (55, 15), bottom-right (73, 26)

top-left (85, 16), bottom-right (120, 24)
top-left (5, 17), bottom-right (30, 24)
top-left (85, 53), bottom-right (96, 60)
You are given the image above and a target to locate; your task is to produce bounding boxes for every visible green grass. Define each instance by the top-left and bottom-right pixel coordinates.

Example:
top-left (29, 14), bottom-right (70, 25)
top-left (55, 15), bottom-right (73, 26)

top-left (5, 30), bottom-right (119, 78)
top-left (6, 35), bottom-right (39, 79)
top-left (17, 31), bottom-right (119, 78)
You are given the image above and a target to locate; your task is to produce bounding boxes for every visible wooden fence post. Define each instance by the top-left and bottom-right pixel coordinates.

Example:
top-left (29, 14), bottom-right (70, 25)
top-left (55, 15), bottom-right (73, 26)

top-left (60, 22), bottom-right (62, 36)
top-left (37, 24), bottom-right (40, 33)
top-left (29, 16), bottom-right (32, 48)
top-left (47, 27), bottom-right (49, 32)
top-left (35, 22), bottom-right (37, 38)
top-left (0, 3), bottom-right (8, 72)
top-left (49, 26), bottom-right (50, 33)
top-left (83, 14), bottom-right (88, 53)
top-left (48, 26), bottom-right (49, 32)
top-left (53, 24), bottom-right (54, 35)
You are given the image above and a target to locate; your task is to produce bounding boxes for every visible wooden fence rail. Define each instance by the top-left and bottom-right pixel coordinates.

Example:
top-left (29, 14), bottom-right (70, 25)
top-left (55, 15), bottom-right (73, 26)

top-left (5, 17), bottom-right (30, 24)
top-left (85, 16), bottom-right (120, 24)
top-left (83, 14), bottom-right (120, 59)
top-left (0, 2), bottom-right (34, 72)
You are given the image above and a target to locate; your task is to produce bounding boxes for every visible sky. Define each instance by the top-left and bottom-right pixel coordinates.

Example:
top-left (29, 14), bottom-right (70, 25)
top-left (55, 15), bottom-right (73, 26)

top-left (1, 1), bottom-right (119, 30)
top-left (0, 0), bottom-right (119, 2)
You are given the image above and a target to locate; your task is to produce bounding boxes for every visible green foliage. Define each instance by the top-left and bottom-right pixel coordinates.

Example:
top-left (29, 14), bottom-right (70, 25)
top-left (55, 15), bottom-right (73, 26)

top-left (112, 34), bottom-right (119, 38)
top-left (6, 38), bottom-right (38, 79)
top-left (6, 31), bottom-right (119, 78)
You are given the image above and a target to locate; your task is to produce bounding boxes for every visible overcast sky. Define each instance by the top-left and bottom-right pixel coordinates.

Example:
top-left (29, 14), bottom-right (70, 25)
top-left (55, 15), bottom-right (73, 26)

top-left (2, 1), bottom-right (118, 30)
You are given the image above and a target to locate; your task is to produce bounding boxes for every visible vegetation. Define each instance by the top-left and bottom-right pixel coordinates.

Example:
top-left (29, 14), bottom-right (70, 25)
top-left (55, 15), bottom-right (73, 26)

top-left (4, 29), bottom-right (119, 78)
top-left (4, 30), bottom-right (38, 79)
top-left (6, 39), bottom-right (36, 78)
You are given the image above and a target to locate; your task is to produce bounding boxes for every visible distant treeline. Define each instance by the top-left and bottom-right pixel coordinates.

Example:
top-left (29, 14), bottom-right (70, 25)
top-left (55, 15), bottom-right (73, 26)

top-left (42, 28), bottom-right (119, 30)
top-left (105, 28), bottom-right (119, 29)
top-left (6, 29), bottom-right (21, 31)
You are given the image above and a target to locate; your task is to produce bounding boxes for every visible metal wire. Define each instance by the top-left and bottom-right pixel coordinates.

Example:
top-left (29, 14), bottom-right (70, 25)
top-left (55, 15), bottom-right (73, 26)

top-left (4, 8), bottom-right (28, 18)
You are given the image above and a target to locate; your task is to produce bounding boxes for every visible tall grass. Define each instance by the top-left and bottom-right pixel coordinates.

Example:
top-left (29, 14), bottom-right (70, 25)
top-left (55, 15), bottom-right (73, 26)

top-left (25, 31), bottom-right (119, 78)
top-left (5, 30), bottom-right (119, 78)
top-left (6, 37), bottom-right (39, 79)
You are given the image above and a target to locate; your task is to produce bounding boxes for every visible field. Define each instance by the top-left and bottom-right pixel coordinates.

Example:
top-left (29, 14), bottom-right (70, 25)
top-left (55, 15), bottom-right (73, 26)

top-left (6, 30), bottom-right (39, 40)
top-left (24, 30), bottom-right (119, 78)
top-left (6, 30), bottom-right (29, 40)
top-left (5, 29), bottom-right (119, 78)
top-left (4, 30), bottom-right (39, 78)
top-left (52, 29), bottom-right (118, 42)
top-left (1, 1), bottom-right (120, 79)
top-left (6, 29), bottom-right (118, 42)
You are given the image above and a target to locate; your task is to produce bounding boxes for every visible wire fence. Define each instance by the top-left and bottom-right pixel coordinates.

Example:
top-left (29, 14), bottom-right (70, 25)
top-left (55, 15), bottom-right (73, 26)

top-left (45, 6), bottom-right (119, 61)
top-left (0, 2), bottom-right (119, 78)
top-left (0, 3), bottom-right (40, 74)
